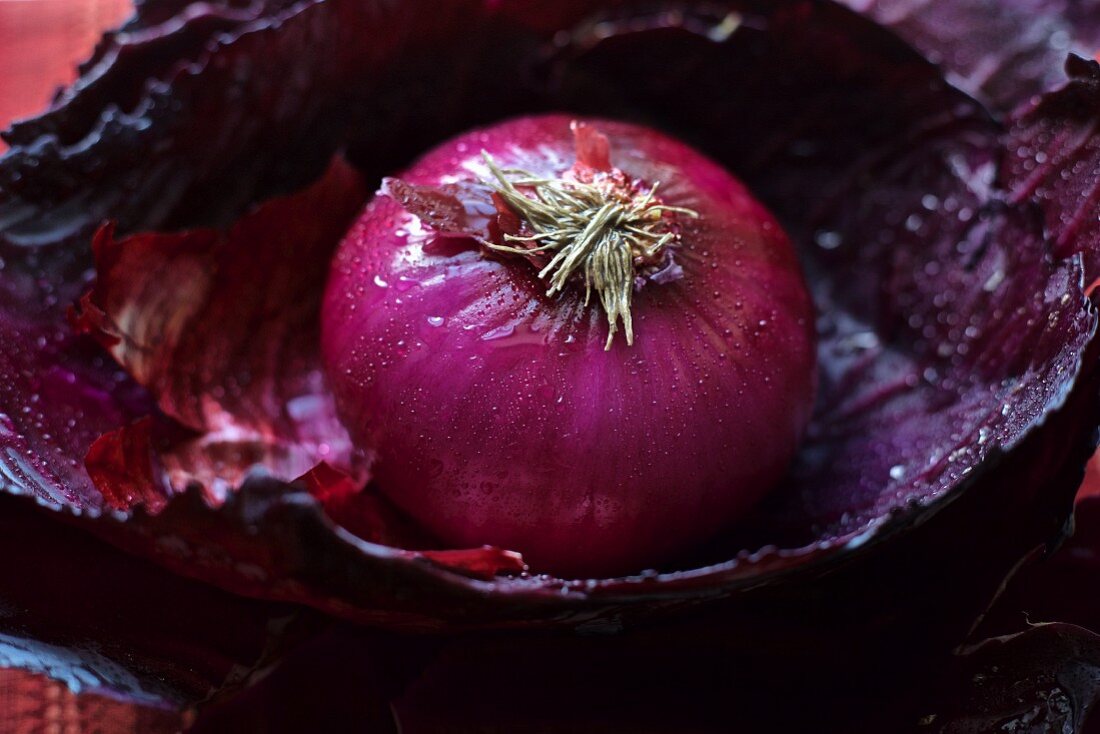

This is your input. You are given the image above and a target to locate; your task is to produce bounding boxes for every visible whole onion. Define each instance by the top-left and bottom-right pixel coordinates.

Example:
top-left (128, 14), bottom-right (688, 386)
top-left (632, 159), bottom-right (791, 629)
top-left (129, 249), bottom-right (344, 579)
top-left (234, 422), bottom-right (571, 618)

top-left (321, 114), bottom-right (817, 576)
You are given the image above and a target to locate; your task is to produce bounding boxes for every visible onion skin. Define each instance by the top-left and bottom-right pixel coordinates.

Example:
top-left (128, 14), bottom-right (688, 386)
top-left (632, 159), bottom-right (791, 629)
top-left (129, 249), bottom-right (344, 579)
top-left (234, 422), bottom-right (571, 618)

top-left (322, 115), bottom-right (816, 577)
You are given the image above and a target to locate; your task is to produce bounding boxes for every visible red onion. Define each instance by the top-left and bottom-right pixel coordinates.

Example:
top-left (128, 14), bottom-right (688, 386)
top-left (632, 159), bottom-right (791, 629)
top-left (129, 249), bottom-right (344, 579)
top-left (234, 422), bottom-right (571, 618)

top-left (321, 115), bottom-right (816, 576)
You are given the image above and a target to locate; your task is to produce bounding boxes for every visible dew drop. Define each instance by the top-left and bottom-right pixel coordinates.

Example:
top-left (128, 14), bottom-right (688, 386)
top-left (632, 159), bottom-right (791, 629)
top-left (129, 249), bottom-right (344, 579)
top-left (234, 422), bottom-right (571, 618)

top-left (481, 324), bottom-right (515, 341)
top-left (815, 230), bottom-right (842, 250)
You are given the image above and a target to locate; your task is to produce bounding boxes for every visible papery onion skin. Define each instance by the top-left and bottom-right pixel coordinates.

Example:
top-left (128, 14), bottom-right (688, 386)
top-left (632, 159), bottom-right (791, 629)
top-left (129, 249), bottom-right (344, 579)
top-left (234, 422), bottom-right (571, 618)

top-left (321, 114), bottom-right (816, 577)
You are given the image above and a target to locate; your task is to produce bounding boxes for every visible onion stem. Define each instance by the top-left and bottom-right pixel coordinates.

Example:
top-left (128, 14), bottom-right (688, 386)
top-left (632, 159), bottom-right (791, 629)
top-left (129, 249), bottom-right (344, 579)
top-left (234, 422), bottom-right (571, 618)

top-left (481, 152), bottom-right (697, 350)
